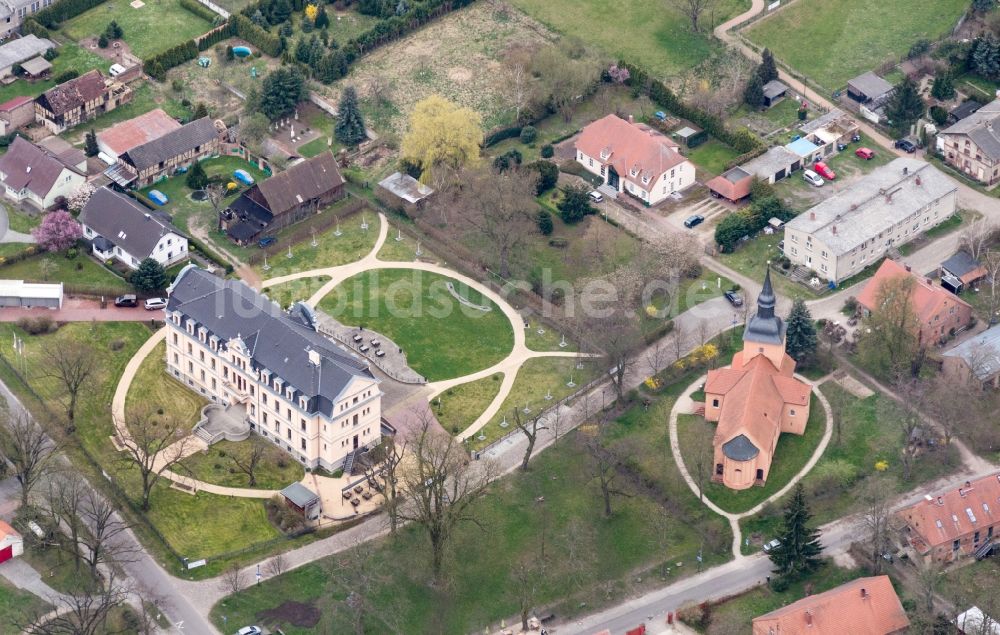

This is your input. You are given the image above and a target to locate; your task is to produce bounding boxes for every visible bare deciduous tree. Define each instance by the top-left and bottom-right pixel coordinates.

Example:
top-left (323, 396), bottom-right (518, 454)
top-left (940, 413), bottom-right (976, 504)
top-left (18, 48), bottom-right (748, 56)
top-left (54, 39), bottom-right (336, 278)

top-left (512, 408), bottom-right (548, 471)
top-left (42, 473), bottom-right (87, 572)
top-left (220, 563), bottom-right (247, 596)
top-left (230, 435), bottom-right (267, 487)
top-left (78, 490), bottom-right (135, 578)
top-left (509, 556), bottom-right (543, 633)
top-left (365, 435), bottom-right (406, 534)
top-left (688, 433), bottom-right (713, 502)
top-left (449, 167), bottom-right (537, 279)
top-left (2, 411), bottom-right (57, 508)
top-left (397, 415), bottom-right (499, 582)
top-left (265, 551), bottom-right (287, 578)
top-left (887, 380), bottom-right (926, 481)
top-left (981, 250), bottom-right (1000, 325)
top-left (858, 275), bottom-right (921, 380)
top-left (39, 339), bottom-right (96, 425)
top-left (120, 409), bottom-right (193, 511)
top-left (20, 570), bottom-right (130, 635)
top-left (583, 426), bottom-right (630, 518)
top-left (959, 218), bottom-right (998, 261)
top-left (669, 0), bottom-right (718, 32)
top-left (858, 476), bottom-right (894, 575)
top-left (330, 539), bottom-right (401, 635)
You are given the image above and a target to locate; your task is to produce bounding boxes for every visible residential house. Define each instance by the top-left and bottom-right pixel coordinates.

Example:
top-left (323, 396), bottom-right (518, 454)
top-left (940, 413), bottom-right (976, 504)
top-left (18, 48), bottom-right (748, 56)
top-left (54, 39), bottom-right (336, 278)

top-left (857, 259), bottom-right (973, 346)
top-left (376, 171), bottom-right (434, 215)
top-left (96, 108), bottom-right (182, 160)
top-left (897, 472), bottom-right (1000, 564)
top-left (0, 135), bottom-right (85, 209)
top-left (0, 0), bottom-right (55, 38)
top-left (0, 520), bottom-right (23, 564)
top-left (165, 266), bottom-right (383, 470)
top-left (0, 34), bottom-right (53, 78)
top-left (0, 95), bottom-right (35, 134)
top-left (782, 158), bottom-right (958, 283)
top-left (222, 151), bottom-right (344, 245)
top-left (762, 79), bottom-right (788, 108)
top-left (112, 117), bottom-right (220, 187)
top-left (956, 607), bottom-right (1000, 635)
top-left (751, 576), bottom-right (909, 635)
top-left (741, 146), bottom-right (801, 183)
top-left (940, 250), bottom-right (986, 294)
top-left (942, 324), bottom-right (1000, 389)
top-left (78, 187), bottom-right (188, 269)
top-left (705, 166), bottom-right (753, 202)
top-left (703, 271), bottom-right (812, 490)
top-left (574, 113), bottom-right (694, 206)
top-left (34, 70), bottom-right (132, 134)
top-left (938, 98), bottom-right (1000, 185)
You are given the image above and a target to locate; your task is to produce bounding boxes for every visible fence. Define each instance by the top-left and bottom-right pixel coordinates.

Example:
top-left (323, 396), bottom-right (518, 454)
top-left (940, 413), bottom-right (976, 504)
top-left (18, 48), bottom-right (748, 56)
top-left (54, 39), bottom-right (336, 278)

top-left (244, 198), bottom-right (368, 265)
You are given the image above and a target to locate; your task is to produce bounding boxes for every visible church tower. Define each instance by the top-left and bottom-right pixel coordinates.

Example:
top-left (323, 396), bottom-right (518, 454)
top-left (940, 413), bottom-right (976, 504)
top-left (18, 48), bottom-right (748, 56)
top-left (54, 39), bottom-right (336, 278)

top-left (742, 269), bottom-right (789, 370)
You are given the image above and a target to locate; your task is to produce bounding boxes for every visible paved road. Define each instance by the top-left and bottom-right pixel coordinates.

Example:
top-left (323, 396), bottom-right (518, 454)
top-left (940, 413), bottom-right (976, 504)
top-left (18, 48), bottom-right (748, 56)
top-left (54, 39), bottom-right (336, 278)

top-left (0, 298), bottom-right (160, 322)
top-left (0, 380), bottom-right (215, 635)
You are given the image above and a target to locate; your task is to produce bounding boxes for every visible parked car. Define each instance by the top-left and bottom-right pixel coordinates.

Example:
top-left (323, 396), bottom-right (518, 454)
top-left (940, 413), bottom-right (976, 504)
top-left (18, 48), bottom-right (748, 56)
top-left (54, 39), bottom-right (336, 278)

top-left (588, 191), bottom-right (604, 204)
top-left (894, 138), bottom-right (917, 153)
top-left (114, 294), bottom-right (137, 308)
top-left (144, 298), bottom-right (167, 310)
top-left (683, 214), bottom-right (704, 228)
top-left (802, 169), bottom-right (824, 187)
top-left (237, 627), bottom-right (262, 635)
top-left (763, 538), bottom-right (781, 553)
top-left (724, 290), bottom-right (743, 307)
top-left (813, 161), bottom-right (836, 180)
top-left (257, 236), bottom-right (276, 248)
top-left (855, 147), bottom-right (875, 160)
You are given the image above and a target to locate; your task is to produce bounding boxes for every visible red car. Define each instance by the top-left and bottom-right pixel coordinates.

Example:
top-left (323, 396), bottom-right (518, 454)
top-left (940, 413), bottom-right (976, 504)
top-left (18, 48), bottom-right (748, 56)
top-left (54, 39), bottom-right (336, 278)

top-left (813, 161), bottom-right (836, 180)
top-left (855, 147), bottom-right (875, 160)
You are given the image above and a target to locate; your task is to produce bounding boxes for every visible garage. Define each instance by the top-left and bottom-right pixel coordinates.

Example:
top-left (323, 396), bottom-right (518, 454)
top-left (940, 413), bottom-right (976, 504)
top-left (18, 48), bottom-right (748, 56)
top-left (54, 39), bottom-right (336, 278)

top-left (0, 520), bottom-right (23, 563)
top-left (0, 280), bottom-right (63, 309)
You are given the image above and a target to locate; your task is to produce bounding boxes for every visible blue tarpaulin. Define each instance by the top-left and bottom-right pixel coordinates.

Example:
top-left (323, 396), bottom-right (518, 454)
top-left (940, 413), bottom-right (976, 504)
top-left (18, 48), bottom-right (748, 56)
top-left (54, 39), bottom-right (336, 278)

top-left (233, 169), bottom-right (254, 186)
top-left (148, 190), bottom-right (168, 205)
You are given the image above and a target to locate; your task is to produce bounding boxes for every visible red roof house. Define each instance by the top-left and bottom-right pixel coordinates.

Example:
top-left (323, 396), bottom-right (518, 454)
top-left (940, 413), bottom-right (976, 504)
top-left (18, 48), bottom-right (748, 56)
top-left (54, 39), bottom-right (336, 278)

top-left (857, 259), bottom-right (974, 346)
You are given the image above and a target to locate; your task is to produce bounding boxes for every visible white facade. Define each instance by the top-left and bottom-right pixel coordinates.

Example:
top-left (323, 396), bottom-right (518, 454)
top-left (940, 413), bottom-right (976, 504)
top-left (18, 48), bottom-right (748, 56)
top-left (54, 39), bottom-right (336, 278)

top-left (576, 149), bottom-right (695, 205)
top-left (165, 315), bottom-right (382, 470)
top-left (0, 166), bottom-right (84, 209)
top-left (82, 223), bottom-right (188, 270)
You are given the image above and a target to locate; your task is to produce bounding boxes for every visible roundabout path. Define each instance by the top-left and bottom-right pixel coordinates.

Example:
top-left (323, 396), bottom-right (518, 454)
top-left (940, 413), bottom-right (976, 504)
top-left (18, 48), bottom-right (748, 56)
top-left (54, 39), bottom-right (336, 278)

top-left (668, 372), bottom-right (834, 559)
top-left (110, 213), bottom-right (596, 498)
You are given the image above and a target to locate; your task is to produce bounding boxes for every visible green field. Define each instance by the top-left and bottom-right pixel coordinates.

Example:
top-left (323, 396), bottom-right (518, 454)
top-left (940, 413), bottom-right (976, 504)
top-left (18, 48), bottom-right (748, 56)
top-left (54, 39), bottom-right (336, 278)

top-left (0, 43), bottom-right (107, 104)
top-left (61, 0), bottom-right (214, 60)
top-left (251, 210), bottom-right (378, 279)
top-left (320, 268), bottom-right (515, 381)
top-left (746, 0), bottom-right (968, 91)
top-left (433, 373), bottom-right (504, 435)
top-left (264, 275), bottom-right (331, 309)
top-left (0, 577), bottom-right (52, 628)
top-left (126, 341), bottom-right (208, 427)
top-left (687, 139), bottom-right (741, 177)
top-left (510, 0), bottom-right (750, 78)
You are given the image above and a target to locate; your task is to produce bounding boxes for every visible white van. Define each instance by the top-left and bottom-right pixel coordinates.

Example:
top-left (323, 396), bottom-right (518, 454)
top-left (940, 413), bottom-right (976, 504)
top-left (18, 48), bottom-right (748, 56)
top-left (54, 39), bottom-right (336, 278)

top-left (109, 63), bottom-right (127, 77)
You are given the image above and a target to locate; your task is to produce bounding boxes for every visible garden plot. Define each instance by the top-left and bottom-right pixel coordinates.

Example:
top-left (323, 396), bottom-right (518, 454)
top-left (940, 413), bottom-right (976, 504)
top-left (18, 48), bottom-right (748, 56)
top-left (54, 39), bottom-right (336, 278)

top-left (324, 2), bottom-right (560, 133)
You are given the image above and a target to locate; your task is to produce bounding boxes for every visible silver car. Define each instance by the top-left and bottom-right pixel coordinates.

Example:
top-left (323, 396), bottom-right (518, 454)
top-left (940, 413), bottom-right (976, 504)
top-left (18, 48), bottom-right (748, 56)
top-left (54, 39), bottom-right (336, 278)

top-left (802, 169), bottom-right (824, 187)
top-left (144, 297), bottom-right (167, 310)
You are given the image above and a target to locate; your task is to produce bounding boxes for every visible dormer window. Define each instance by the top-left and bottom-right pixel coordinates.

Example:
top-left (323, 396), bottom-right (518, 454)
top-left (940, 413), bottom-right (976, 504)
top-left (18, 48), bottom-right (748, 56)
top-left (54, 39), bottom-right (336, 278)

top-left (641, 175), bottom-right (650, 185)
top-left (630, 167), bottom-right (638, 177)
top-left (600, 148), bottom-right (609, 160)
top-left (300, 397), bottom-right (308, 410)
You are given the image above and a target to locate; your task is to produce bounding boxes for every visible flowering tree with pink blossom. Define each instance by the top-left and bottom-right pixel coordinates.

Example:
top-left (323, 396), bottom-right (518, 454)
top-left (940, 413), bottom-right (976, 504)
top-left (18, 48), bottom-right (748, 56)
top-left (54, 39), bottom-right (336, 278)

top-left (608, 64), bottom-right (630, 84)
top-left (32, 210), bottom-right (82, 252)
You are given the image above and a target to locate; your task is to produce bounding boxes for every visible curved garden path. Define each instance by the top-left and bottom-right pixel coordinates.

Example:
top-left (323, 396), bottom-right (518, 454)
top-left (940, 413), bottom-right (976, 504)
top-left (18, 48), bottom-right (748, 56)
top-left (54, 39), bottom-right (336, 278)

top-left (110, 213), bottom-right (597, 498)
top-left (668, 373), bottom-right (834, 559)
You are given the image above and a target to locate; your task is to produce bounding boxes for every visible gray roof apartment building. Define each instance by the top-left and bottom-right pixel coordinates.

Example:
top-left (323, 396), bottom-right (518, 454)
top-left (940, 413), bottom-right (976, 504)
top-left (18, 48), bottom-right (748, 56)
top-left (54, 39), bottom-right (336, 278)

top-left (165, 266), bottom-right (382, 469)
top-left (782, 158), bottom-right (958, 283)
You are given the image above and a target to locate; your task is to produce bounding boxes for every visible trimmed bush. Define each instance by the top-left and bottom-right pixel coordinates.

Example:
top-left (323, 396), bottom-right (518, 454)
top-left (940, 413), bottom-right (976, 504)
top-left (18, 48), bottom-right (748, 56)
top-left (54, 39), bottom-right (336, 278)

top-left (519, 125), bottom-right (537, 144)
top-left (540, 144), bottom-right (554, 158)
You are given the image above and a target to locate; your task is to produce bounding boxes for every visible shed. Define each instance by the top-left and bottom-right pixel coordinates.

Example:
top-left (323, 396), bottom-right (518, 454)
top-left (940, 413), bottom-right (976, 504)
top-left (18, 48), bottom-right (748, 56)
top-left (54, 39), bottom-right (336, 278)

top-left (0, 280), bottom-right (63, 309)
top-left (706, 166), bottom-right (752, 202)
top-left (742, 146), bottom-right (800, 183)
top-left (376, 172), bottom-right (435, 216)
top-left (0, 95), bottom-right (36, 135)
top-left (940, 250), bottom-right (986, 293)
top-left (847, 72), bottom-right (893, 104)
top-left (672, 125), bottom-right (702, 147)
top-left (949, 100), bottom-right (983, 124)
top-left (19, 56), bottom-right (51, 78)
top-left (281, 482), bottom-right (321, 519)
top-left (762, 80), bottom-right (788, 108)
top-left (786, 137), bottom-right (822, 163)
top-left (0, 520), bottom-right (24, 563)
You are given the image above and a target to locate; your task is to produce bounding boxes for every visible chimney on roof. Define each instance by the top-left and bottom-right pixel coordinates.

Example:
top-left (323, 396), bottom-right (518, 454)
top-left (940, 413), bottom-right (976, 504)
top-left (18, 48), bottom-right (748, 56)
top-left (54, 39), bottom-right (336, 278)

top-left (307, 348), bottom-right (321, 366)
top-left (926, 277), bottom-right (933, 285)
top-left (861, 587), bottom-right (869, 600)
top-left (905, 264), bottom-right (912, 272)
top-left (832, 225), bottom-right (837, 235)
top-left (628, 114), bottom-right (635, 124)
top-left (904, 166), bottom-right (909, 175)
top-left (810, 211), bottom-right (816, 221)
top-left (938, 496), bottom-right (944, 505)
top-left (805, 611), bottom-right (813, 627)
top-left (966, 480), bottom-right (972, 488)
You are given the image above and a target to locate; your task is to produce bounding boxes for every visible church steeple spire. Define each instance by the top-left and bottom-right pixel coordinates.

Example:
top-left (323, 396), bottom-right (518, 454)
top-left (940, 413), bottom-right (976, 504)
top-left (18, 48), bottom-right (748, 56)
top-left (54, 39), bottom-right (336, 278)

top-left (743, 269), bottom-right (785, 347)
top-left (756, 269), bottom-right (776, 320)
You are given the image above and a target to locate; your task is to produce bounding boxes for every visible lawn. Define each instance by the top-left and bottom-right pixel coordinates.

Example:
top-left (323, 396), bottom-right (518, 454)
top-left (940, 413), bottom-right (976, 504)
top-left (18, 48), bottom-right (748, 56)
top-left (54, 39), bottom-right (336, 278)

top-left (375, 227), bottom-right (436, 263)
top-left (0, 42), bottom-right (107, 104)
top-left (0, 252), bottom-right (130, 294)
top-left (125, 341), bottom-right (208, 427)
top-left (745, 0), bottom-right (968, 91)
top-left (319, 268), bottom-right (515, 381)
top-left (676, 396), bottom-right (826, 514)
top-left (263, 276), bottom-right (331, 309)
top-left (740, 380), bottom-right (962, 553)
top-left (687, 139), bottom-right (740, 177)
top-left (20, 538), bottom-right (101, 595)
top-left (212, 430), bottom-right (731, 634)
top-left (4, 204), bottom-right (40, 234)
top-left (730, 98), bottom-right (805, 136)
top-left (60, 0), bottom-right (214, 60)
top-left (0, 243), bottom-right (36, 261)
top-left (470, 356), bottom-right (603, 449)
top-left (432, 372), bottom-right (504, 435)
top-left (511, 0), bottom-right (749, 79)
top-left (524, 320), bottom-right (578, 352)
top-left (701, 562), bottom-right (861, 633)
top-left (717, 234), bottom-right (816, 301)
top-left (0, 577), bottom-right (52, 628)
top-left (179, 439), bottom-right (305, 490)
top-left (941, 558), bottom-right (1000, 617)
top-left (0, 322), bottom-right (287, 573)
top-left (251, 208), bottom-right (378, 278)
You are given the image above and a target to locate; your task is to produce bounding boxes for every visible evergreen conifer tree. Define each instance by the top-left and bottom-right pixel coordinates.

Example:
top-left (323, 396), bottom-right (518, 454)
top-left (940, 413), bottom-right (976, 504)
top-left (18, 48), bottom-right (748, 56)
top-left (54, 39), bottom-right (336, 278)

top-left (770, 483), bottom-right (823, 580)
top-left (186, 161), bottom-right (208, 190)
top-left (885, 77), bottom-right (925, 135)
top-left (744, 72), bottom-right (765, 108)
top-left (84, 129), bottom-right (99, 157)
top-left (785, 299), bottom-right (818, 365)
top-left (759, 48), bottom-right (779, 83)
top-left (335, 86), bottom-right (367, 145)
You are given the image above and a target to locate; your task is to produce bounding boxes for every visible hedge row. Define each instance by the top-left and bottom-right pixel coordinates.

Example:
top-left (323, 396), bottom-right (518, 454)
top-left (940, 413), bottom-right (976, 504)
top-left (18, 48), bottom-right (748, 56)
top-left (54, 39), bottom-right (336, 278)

top-left (179, 0), bottom-right (221, 24)
top-left (620, 62), bottom-right (765, 155)
top-left (29, 0), bottom-right (106, 28)
top-left (196, 21), bottom-right (236, 51)
top-left (144, 40), bottom-right (200, 81)
top-left (232, 14), bottom-right (282, 57)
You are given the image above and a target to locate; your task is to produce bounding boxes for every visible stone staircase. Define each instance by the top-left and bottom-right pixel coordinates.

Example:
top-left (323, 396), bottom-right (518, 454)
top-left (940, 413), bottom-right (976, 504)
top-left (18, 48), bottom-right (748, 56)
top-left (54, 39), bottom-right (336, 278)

top-left (194, 426), bottom-right (217, 445)
top-left (685, 196), bottom-right (729, 224)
